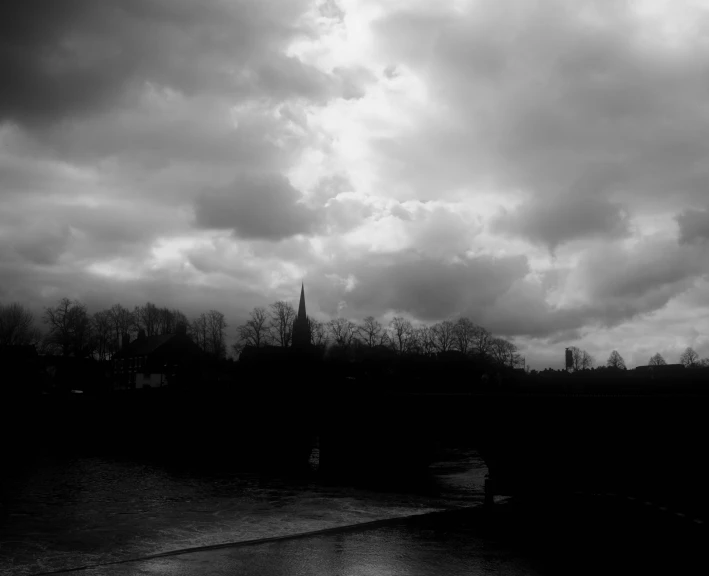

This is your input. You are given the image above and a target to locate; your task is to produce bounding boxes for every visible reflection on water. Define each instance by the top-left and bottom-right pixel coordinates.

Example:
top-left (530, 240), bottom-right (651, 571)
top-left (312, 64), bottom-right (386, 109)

top-left (76, 512), bottom-right (539, 576)
top-left (0, 447), bottom-right (487, 575)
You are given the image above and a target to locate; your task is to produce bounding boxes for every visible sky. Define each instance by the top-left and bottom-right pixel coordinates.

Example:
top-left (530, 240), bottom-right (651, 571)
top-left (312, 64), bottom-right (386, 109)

top-left (2, 0), bottom-right (709, 369)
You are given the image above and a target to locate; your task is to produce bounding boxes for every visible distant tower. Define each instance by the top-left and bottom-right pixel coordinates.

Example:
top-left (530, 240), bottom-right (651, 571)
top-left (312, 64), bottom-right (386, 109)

top-left (565, 347), bottom-right (573, 371)
top-left (291, 283), bottom-right (311, 350)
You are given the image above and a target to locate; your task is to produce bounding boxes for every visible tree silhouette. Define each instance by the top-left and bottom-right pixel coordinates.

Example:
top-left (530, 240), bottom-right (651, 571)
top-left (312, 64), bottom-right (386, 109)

top-left (0, 303), bottom-right (42, 346)
top-left (309, 318), bottom-right (328, 347)
top-left (91, 310), bottom-right (113, 361)
top-left (679, 347), bottom-right (699, 368)
top-left (191, 310), bottom-right (227, 357)
top-left (357, 316), bottom-right (384, 348)
top-left (648, 353), bottom-right (667, 366)
top-left (472, 324), bottom-right (493, 359)
top-left (389, 317), bottom-right (415, 354)
top-left (327, 317), bottom-right (357, 349)
top-left (415, 325), bottom-right (436, 356)
top-left (268, 301), bottom-right (296, 347)
top-left (43, 298), bottom-right (92, 357)
top-left (108, 304), bottom-right (135, 349)
top-left (431, 320), bottom-right (456, 353)
top-left (133, 302), bottom-right (161, 337)
top-left (606, 350), bottom-right (626, 370)
top-left (156, 307), bottom-right (188, 335)
top-left (191, 313), bottom-right (209, 351)
top-left (206, 310), bottom-right (228, 358)
top-left (235, 307), bottom-right (268, 350)
top-left (568, 346), bottom-right (594, 371)
top-left (453, 317), bottom-right (476, 354)
top-left (490, 337), bottom-right (522, 368)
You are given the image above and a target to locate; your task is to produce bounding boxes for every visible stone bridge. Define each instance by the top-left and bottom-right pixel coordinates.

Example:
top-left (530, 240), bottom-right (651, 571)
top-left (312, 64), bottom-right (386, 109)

top-left (315, 389), bottom-right (709, 512)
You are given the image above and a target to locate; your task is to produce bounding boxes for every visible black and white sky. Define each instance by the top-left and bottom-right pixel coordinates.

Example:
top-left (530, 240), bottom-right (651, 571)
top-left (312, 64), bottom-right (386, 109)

top-left (2, 0), bottom-right (709, 368)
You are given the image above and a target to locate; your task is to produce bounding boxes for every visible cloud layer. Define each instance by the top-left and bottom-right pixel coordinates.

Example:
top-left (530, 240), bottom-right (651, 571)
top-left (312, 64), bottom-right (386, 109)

top-left (2, 0), bottom-right (709, 368)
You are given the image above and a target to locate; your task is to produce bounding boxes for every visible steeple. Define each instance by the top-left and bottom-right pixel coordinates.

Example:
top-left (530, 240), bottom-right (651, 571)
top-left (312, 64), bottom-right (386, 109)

top-left (297, 282), bottom-right (307, 321)
top-left (292, 282), bottom-right (311, 350)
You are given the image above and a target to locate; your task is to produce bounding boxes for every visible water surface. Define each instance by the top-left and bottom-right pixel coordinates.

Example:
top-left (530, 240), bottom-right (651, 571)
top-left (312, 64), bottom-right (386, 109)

top-left (1, 446), bottom-right (487, 575)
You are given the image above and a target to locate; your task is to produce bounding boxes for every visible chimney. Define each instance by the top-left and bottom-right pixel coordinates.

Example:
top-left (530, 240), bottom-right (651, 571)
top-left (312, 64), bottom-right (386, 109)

top-left (175, 322), bottom-right (187, 336)
top-left (138, 329), bottom-right (146, 340)
top-left (122, 333), bottom-right (130, 350)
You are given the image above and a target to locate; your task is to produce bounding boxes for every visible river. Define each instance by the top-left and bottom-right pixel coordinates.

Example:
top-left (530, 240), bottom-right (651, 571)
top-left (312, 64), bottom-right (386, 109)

top-left (0, 443), bottom-right (488, 575)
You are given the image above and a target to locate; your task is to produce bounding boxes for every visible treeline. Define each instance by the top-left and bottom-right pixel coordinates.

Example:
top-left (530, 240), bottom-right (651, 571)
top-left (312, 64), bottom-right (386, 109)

top-left (5, 297), bottom-right (707, 370)
top-left (0, 299), bottom-right (524, 369)
top-left (235, 303), bottom-right (525, 369)
top-left (556, 347), bottom-right (709, 373)
top-left (0, 299), bottom-right (227, 360)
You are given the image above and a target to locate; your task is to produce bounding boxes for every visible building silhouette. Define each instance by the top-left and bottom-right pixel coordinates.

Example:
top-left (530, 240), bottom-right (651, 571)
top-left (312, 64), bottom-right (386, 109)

top-left (291, 282), bottom-right (311, 350)
top-left (112, 323), bottom-right (202, 390)
top-left (240, 283), bottom-right (313, 363)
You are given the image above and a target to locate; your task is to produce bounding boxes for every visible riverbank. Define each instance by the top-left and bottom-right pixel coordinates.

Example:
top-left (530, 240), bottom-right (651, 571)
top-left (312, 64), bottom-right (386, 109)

top-left (39, 496), bottom-right (707, 576)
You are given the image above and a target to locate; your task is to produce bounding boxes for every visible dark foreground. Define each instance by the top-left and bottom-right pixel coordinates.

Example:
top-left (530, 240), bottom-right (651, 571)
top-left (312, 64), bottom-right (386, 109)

top-left (42, 495), bottom-right (707, 576)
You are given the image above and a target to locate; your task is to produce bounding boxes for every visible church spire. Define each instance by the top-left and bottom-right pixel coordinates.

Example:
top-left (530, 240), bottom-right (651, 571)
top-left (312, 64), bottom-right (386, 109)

top-left (292, 282), bottom-right (311, 350)
top-left (297, 282), bottom-right (307, 321)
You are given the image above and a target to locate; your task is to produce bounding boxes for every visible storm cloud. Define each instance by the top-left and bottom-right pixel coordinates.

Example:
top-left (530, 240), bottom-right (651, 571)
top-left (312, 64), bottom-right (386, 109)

top-left (3, 0), bottom-right (709, 368)
top-left (371, 0), bottom-right (709, 211)
top-left (492, 194), bottom-right (630, 251)
top-left (194, 174), bottom-right (324, 240)
top-left (0, 0), bottom-right (329, 128)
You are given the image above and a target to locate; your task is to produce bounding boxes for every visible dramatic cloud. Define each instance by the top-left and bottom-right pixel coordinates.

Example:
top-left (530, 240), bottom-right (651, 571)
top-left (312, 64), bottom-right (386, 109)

top-left (194, 174), bottom-right (324, 240)
top-left (339, 252), bottom-right (529, 321)
top-left (3, 0), bottom-right (709, 368)
top-left (492, 195), bottom-right (630, 251)
top-left (370, 0), bottom-right (709, 210)
top-left (0, 0), bottom-right (329, 128)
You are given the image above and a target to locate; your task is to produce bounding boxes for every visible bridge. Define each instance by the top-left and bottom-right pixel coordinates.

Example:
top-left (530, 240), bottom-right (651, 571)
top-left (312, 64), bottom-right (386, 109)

top-left (7, 383), bottom-right (708, 520)
top-left (313, 388), bottom-right (709, 517)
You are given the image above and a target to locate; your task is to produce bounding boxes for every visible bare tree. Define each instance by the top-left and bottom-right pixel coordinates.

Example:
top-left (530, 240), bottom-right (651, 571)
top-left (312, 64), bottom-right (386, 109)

top-left (327, 317), bottom-right (357, 349)
top-left (268, 301), bottom-right (296, 347)
top-left (109, 304), bottom-right (135, 349)
top-left (413, 325), bottom-right (436, 356)
top-left (472, 325), bottom-right (493, 358)
top-left (648, 353), bottom-right (667, 366)
top-left (309, 318), bottom-right (328, 347)
top-left (568, 346), bottom-right (593, 371)
top-left (357, 316), bottom-right (384, 348)
top-left (700, 358), bottom-right (709, 367)
top-left (405, 328), bottom-right (423, 355)
top-left (134, 302), bottom-right (160, 336)
top-left (453, 317), bottom-right (476, 354)
top-left (91, 310), bottom-right (113, 361)
top-left (431, 320), bottom-right (456, 353)
top-left (0, 303), bottom-right (42, 346)
top-left (679, 347), bottom-right (699, 368)
top-left (191, 313), bottom-right (209, 351)
top-left (155, 307), bottom-right (187, 335)
top-left (606, 350), bottom-right (626, 370)
top-left (389, 317), bottom-right (415, 354)
top-left (490, 337), bottom-right (521, 368)
top-left (43, 298), bottom-right (93, 357)
top-left (173, 309), bottom-right (189, 331)
top-left (205, 310), bottom-right (228, 358)
top-left (375, 326), bottom-right (391, 347)
top-left (236, 307), bottom-right (269, 350)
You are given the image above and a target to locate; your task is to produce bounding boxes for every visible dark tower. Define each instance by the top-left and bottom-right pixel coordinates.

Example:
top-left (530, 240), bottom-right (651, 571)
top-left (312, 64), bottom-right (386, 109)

top-left (565, 347), bottom-right (573, 371)
top-left (291, 283), bottom-right (311, 350)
